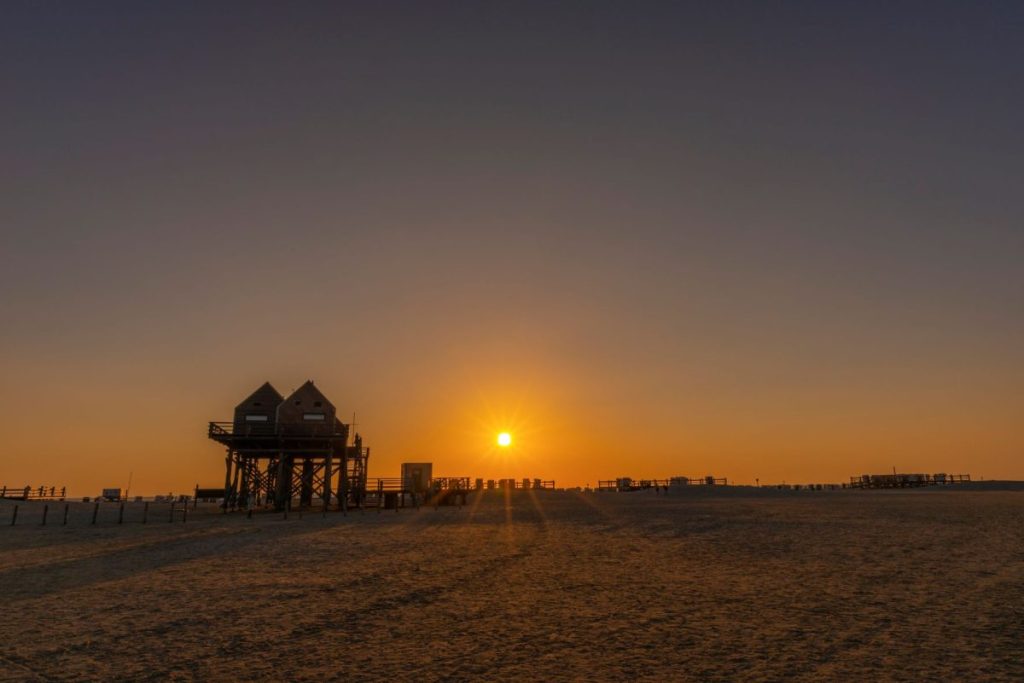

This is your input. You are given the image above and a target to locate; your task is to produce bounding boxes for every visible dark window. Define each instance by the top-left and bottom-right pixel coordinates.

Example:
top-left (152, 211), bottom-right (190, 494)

top-left (253, 402), bottom-right (261, 407)
top-left (314, 401), bottom-right (322, 407)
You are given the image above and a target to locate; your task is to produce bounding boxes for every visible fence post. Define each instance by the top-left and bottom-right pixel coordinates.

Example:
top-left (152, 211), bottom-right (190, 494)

top-left (42, 504), bottom-right (48, 526)
top-left (91, 502), bottom-right (99, 525)
top-left (169, 501), bottom-right (175, 523)
top-left (142, 502), bottom-right (149, 524)
top-left (182, 505), bottom-right (187, 523)
top-left (10, 505), bottom-right (18, 526)
top-left (63, 503), bottom-right (69, 526)
top-left (118, 502), bottom-right (124, 525)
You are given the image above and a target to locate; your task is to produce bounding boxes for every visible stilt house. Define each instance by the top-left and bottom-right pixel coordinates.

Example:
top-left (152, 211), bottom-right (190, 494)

top-left (209, 380), bottom-right (369, 510)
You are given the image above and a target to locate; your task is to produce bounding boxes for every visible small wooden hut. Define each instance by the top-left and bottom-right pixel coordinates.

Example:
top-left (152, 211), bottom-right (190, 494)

top-left (233, 382), bottom-right (283, 433)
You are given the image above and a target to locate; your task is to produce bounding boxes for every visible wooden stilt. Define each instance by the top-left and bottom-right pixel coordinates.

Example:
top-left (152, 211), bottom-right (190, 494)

top-left (239, 462), bottom-right (251, 510)
top-left (229, 459), bottom-right (242, 510)
top-left (340, 453), bottom-right (349, 516)
top-left (222, 450), bottom-right (234, 512)
top-left (275, 455), bottom-right (289, 511)
top-left (323, 452), bottom-right (333, 513)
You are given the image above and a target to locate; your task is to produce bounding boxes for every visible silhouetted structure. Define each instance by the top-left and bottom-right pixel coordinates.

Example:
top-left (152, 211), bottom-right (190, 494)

top-left (401, 463), bottom-right (432, 495)
top-left (208, 380), bottom-right (369, 511)
top-left (0, 485), bottom-right (66, 501)
top-left (849, 473), bottom-right (970, 489)
top-left (597, 476), bottom-right (726, 492)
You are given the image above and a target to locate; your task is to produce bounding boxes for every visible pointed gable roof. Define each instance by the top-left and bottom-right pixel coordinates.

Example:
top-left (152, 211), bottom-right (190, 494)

top-left (234, 381), bottom-right (284, 411)
top-left (280, 380), bottom-right (334, 410)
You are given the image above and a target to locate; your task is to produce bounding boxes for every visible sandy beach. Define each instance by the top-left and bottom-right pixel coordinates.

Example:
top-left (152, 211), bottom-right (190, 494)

top-left (0, 488), bottom-right (1021, 681)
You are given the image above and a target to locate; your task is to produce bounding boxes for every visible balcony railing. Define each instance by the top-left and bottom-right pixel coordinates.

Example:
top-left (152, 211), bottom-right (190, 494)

top-left (208, 421), bottom-right (349, 439)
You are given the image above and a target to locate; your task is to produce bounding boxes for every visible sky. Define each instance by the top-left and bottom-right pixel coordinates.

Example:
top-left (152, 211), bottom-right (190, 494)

top-left (1, 1), bottom-right (1022, 494)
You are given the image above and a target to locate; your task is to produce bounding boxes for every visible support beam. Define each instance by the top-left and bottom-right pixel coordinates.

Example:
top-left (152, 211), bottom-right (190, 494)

top-left (340, 452), bottom-right (349, 514)
top-left (228, 457), bottom-right (242, 509)
top-left (300, 459), bottom-right (314, 507)
top-left (274, 455), bottom-right (289, 511)
top-left (239, 460), bottom-right (250, 509)
top-left (222, 450), bottom-right (233, 511)
top-left (323, 452), bottom-right (333, 511)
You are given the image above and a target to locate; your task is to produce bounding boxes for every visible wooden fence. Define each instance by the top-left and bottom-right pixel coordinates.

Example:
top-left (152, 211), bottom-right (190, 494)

top-left (0, 485), bottom-right (66, 501)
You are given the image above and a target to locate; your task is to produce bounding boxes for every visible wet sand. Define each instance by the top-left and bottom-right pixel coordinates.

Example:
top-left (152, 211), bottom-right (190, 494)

top-left (1, 489), bottom-right (1022, 681)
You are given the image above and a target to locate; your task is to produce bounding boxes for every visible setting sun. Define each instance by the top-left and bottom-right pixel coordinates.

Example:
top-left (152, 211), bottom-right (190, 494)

top-left (497, 432), bottom-right (512, 447)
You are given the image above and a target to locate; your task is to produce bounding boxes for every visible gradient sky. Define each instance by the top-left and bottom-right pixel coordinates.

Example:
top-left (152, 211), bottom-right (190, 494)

top-left (2, 1), bottom-right (1022, 494)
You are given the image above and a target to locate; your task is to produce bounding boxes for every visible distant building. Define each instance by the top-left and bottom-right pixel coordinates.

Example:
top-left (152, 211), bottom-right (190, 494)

top-left (401, 463), bottom-right (432, 494)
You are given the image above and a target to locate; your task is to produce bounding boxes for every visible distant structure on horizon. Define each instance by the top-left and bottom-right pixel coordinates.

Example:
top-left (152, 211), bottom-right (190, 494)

top-left (849, 473), bottom-right (971, 489)
top-left (207, 380), bottom-right (369, 511)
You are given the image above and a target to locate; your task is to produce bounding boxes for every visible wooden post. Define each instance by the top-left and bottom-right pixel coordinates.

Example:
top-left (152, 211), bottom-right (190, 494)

top-left (300, 459), bottom-right (314, 508)
top-left (182, 505), bottom-right (187, 523)
top-left (275, 456), bottom-right (289, 511)
top-left (340, 452), bottom-right (349, 516)
top-left (323, 451), bottom-right (333, 514)
top-left (169, 501), bottom-right (175, 523)
top-left (239, 463), bottom-right (250, 511)
top-left (118, 502), bottom-right (124, 524)
top-left (10, 505), bottom-right (17, 526)
top-left (42, 504), bottom-right (48, 526)
top-left (229, 459), bottom-right (242, 510)
top-left (63, 503), bottom-right (69, 526)
top-left (222, 450), bottom-right (233, 512)
top-left (142, 502), bottom-right (148, 524)
top-left (377, 479), bottom-right (383, 514)
top-left (91, 502), bottom-right (99, 525)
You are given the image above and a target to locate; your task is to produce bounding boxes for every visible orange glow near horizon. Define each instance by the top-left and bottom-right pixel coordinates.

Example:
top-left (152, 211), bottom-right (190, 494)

top-left (2, 348), bottom-right (1023, 496)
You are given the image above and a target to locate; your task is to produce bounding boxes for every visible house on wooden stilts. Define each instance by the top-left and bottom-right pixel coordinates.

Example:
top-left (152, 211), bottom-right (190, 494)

top-left (208, 380), bottom-right (370, 511)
